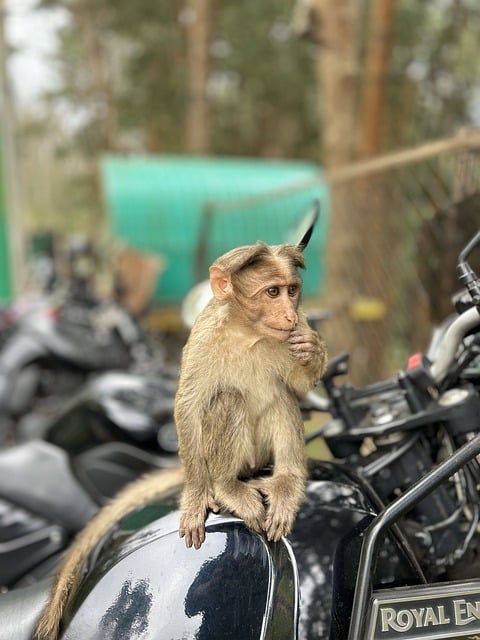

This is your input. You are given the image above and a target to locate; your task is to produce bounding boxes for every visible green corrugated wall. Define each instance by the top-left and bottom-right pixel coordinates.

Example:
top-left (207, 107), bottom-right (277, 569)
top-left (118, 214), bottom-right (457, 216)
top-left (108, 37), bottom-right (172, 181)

top-left (101, 155), bottom-right (330, 304)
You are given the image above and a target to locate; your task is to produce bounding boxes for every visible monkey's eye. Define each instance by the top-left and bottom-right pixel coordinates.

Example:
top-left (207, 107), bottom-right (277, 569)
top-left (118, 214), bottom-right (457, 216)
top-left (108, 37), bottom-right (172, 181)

top-left (266, 286), bottom-right (280, 298)
top-left (288, 284), bottom-right (299, 296)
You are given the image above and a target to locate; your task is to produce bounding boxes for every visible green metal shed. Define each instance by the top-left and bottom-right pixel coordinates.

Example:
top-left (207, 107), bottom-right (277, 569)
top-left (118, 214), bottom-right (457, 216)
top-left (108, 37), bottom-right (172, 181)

top-left (101, 155), bottom-right (330, 305)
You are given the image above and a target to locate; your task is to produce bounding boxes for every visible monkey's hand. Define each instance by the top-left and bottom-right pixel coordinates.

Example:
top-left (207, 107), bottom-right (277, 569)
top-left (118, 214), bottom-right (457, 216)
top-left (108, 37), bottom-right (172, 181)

top-left (179, 492), bottom-right (220, 550)
top-left (288, 328), bottom-right (327, 370)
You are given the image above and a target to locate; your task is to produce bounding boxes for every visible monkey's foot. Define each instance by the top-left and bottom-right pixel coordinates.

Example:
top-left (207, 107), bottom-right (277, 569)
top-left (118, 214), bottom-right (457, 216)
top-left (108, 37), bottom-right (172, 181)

top-left (179, 488), bottom-right (220, 550)
top-left (264, 503), bottom-right (296, 542)
top-left (217, 483), bottom-right (266, 534)
top-left (251, 475), bottom-right (303, 541)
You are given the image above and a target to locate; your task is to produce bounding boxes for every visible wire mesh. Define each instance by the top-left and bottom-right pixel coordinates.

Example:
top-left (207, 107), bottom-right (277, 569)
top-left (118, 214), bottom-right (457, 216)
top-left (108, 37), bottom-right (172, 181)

top-left (318, 146), bottom-right (480, 385)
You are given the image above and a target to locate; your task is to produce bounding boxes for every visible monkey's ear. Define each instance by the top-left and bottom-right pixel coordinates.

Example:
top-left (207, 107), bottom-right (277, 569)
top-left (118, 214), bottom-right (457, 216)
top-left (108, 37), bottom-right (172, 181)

top-left (209, 266), bottom-right (233, 300)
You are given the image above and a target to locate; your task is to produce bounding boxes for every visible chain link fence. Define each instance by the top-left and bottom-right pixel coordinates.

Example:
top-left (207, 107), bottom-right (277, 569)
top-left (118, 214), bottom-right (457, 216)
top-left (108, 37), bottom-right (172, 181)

top-left (318, 135), bottom-right (480, 385)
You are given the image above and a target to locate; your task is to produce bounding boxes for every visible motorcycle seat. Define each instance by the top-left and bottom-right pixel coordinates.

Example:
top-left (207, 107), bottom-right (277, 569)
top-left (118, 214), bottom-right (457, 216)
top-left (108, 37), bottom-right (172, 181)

top-left (0, 440), bottom-right (98, 532)
top-left (0, 577), bottom-right (52, 640)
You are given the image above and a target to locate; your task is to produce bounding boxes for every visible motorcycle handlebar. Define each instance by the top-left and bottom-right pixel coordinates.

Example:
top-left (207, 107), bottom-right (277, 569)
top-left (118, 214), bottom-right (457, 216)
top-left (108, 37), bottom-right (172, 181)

top-left (458, 230), bottom-right (480, 310)
top-left (306, 233), bottom-right (480, 418)
top-left (430, 305), bottom-right (480, 384)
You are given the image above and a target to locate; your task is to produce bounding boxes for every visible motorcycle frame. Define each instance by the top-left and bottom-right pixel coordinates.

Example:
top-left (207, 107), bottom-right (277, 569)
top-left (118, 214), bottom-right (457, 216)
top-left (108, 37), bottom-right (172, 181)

top-left (344, 430), bottom-right (480, 640)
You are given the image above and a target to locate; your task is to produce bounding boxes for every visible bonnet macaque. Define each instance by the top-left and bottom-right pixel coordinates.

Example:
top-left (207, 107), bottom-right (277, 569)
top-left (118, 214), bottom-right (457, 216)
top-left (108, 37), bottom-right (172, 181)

top-left (176, 236), bottom-right (327, 549)
top-left (34, 224), bottom-right (327, 640)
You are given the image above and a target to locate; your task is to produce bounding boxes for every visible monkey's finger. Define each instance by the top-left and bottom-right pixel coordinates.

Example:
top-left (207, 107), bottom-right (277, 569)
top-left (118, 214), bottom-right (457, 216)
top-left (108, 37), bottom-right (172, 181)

top-left (288, 336), bottom-right (319, 349)
top-left (179, 523), bottom-right (194, 548)
top-left (207, 495), bottom-right (220, 513)
top-left (192, 527), bottom-right (206, 550)
top-left (264, 518), bottom-right (285, 542)
top-left (182, 525), bottom-right (205, 549)
top-left (248, 477), bottom-right (271, 497)
top-left (207, 497), bottom-right (221, 513)
top-left (265, 514), bottom-right (292, 542)
top-left (289, 346), bottom-right (315, 363)
top-left (288, 329), bottom-right (319, 342)
top-left (289, 344), bottom-right (314, 356)
top-left (288, 333), bottom-right (309, 344)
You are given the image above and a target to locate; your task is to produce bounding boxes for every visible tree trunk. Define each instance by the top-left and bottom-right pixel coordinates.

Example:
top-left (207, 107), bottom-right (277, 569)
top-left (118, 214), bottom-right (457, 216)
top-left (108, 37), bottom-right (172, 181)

top-left (308, 0), bottom-right (362, 368)
top-left (73, 5), bottom-right (119, 153)
top-left (354, 0), bottom-right (396, 382)
top-left (357, 0), bottom-right (395, 158)
top-left (185, 0), bottom-right (216, 154)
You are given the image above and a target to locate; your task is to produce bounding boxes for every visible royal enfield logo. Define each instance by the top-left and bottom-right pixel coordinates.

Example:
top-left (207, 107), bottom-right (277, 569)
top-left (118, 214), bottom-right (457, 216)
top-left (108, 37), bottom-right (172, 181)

top-left (366, 580), bottom-right (480, 639)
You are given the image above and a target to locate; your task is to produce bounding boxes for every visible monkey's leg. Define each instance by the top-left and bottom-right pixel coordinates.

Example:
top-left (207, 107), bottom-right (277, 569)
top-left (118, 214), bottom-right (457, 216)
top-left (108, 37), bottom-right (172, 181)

top-left (251, 400), bottom-right (307, 541)
top-left (250, 471), bottom-right (305, 541)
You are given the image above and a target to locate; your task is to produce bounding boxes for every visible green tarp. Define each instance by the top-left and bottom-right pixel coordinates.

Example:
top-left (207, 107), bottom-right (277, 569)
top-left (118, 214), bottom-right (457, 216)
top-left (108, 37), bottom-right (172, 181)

top-left (101, 155), bottom-right (330, 305)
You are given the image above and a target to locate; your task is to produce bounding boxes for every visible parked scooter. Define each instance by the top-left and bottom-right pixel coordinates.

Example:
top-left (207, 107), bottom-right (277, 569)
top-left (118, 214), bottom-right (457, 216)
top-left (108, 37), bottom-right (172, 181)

top-left (2, 220), bottom-right (480, 640)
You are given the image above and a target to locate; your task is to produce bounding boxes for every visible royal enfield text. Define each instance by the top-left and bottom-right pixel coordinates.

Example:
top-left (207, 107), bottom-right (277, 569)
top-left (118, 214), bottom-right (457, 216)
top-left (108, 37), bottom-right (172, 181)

top-left (380, 598), bottom-right (480, 633)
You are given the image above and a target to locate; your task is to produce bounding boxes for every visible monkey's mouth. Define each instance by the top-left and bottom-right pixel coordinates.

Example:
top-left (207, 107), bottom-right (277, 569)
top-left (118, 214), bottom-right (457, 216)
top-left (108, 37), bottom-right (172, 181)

top-left (264, 325), bottom-right (294, 339)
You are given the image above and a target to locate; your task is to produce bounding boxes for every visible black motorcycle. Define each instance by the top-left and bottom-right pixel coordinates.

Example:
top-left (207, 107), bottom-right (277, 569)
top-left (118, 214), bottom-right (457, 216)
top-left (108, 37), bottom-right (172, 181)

top-left (2, 224), bottom-right (480, 640)
top-left (0, 421), bottom-right (179, 593)
top-left (0, 362), bottom-right (179, 594)
top-left (0, 285), bottom-right (163, 443)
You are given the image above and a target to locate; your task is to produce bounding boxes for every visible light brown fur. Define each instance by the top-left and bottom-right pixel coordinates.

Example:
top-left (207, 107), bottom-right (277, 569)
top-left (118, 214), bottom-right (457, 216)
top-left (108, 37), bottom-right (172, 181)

top-left (176, 241), bottom-right (327, 549)
top-left (34, 466), bottom-right (184, 640)
top-left (33, 240), bottom-right (327, 638)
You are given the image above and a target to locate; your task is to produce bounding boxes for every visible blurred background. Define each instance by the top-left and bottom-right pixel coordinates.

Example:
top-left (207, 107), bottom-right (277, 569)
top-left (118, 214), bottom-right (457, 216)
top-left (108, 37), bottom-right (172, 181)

top-left (1, 0), bottom-right (480, 383)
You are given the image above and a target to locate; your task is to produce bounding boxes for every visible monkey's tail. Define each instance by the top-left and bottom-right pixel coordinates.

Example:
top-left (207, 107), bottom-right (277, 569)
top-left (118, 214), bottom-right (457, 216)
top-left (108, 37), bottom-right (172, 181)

top-left (34, 466), bottom-right (185, 640)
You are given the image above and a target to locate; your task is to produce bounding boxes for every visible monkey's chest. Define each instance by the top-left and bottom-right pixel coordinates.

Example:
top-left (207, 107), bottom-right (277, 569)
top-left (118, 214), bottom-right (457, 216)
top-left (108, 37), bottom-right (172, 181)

top-left (238, 354), bottom-right (292, 404)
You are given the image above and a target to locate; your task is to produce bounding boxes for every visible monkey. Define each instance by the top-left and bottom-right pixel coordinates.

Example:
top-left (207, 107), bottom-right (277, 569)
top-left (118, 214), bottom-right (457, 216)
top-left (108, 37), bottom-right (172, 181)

top-left (34, 236), bottom-right (327, 639)
top-left (34, 466), bottom-right (185, 640)
top-left (175, 239), bottom-right (327, 550)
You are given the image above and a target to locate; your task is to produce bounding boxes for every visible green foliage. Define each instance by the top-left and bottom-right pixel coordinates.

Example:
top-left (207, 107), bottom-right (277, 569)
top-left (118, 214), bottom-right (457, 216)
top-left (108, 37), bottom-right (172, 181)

top-left (23, 0), bottom-right (480, 237)
top-left (212, 1), bottom-right (318, 158)
top-left (34, 0), bottom-right (318, 158)
top-left (389, 0), bottom-right (480, 146)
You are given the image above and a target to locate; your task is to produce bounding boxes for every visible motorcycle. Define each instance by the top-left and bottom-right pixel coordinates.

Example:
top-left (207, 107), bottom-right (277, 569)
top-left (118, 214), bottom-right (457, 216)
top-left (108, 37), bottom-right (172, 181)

top-left (0, 421), bottom-right (179, 593)
top-left (0, 352), bottom-right (179, 594)
top-left (2, 221), bottom-right (480, 640)
top-left (17, 366), bottom-right (179, 454)
top-left (0, 283), bottom-right (164, 444)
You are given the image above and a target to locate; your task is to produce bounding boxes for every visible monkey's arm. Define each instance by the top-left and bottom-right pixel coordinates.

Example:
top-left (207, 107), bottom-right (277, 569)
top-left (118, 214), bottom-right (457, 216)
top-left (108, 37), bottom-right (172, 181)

top-left (176, 408), bottom-right (219, 549)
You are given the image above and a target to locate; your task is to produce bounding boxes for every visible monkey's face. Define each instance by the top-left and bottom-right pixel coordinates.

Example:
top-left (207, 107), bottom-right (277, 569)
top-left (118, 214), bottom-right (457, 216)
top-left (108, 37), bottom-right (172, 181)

top-left (210, 244), bottom-right (306, 342)
top-left (234, 267), bottom-right (302, 342)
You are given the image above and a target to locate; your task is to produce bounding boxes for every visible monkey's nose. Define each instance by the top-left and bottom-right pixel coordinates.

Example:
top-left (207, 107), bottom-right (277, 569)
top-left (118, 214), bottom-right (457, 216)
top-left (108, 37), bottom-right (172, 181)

top-left (285, 311), bottom-right (298, 327)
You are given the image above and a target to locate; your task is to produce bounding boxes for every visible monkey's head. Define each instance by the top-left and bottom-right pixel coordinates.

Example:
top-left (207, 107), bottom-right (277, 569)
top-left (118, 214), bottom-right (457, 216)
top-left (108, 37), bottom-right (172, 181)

top-left (209, 243), bottom-right (305, 342)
